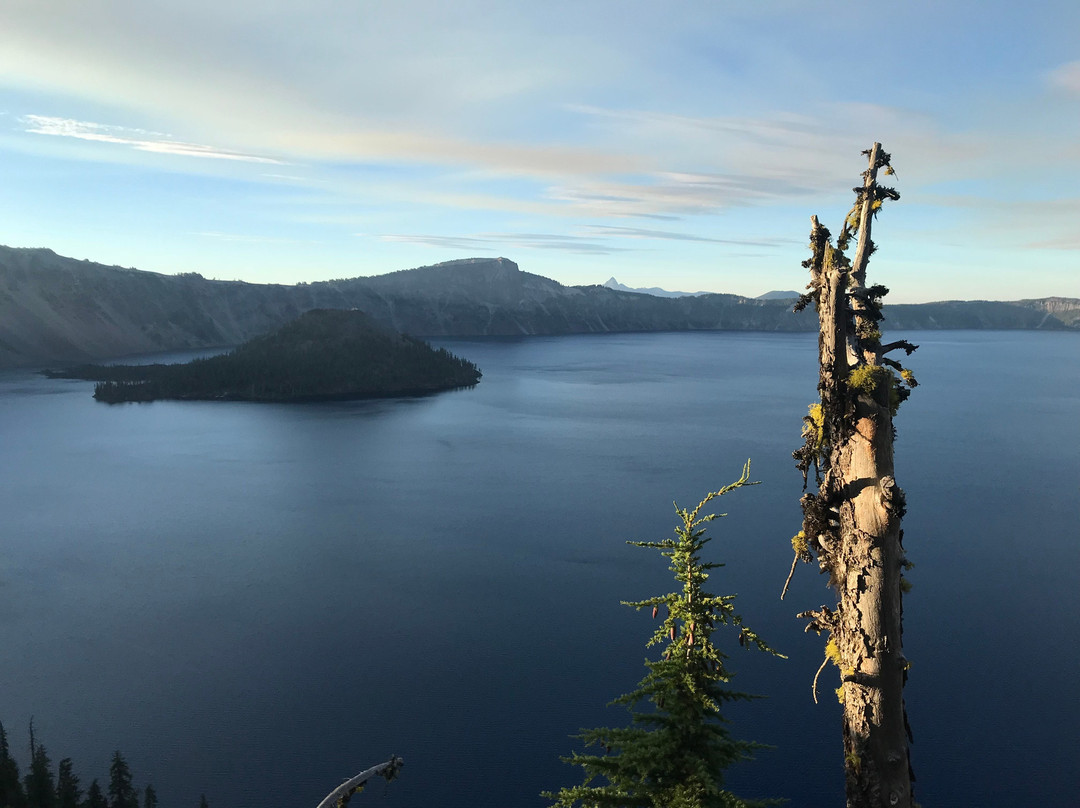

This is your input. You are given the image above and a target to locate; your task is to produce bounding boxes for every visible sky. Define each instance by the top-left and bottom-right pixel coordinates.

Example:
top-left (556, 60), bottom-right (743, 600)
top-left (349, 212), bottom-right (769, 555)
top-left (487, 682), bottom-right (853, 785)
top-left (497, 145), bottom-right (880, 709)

top-left (0, 0), bottom-right (1077, 302)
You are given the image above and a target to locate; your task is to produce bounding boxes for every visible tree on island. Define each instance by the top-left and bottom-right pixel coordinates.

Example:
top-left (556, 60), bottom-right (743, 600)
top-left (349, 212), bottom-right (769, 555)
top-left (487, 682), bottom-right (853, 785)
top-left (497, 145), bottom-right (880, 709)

top-left (51, 308), bottom-right (481, 403)
top-left (546, 462), bottom-right (782, 808)
top-left (786, 143), bottom-right (917, 807)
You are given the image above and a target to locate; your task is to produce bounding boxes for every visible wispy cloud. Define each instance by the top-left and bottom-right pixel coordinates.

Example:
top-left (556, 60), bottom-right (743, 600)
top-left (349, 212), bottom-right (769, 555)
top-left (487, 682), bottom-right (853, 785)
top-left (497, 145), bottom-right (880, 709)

top-left (585, 225), bottom-right (797, 248)
top-left (1047, 60), bottom-right (1080, 94)
top-left (1025, 236), bottom-right (1080, 250)
top-left (379, 232), bottom-right (635, 255)
top-left (195, 231), bottom-right (307, 245)
top-left (546, 170), bottom-right (822, 218)
top-left (22, 115), bottom-right (284, 164)
top-left (379, 235), bottom-right (496, 252)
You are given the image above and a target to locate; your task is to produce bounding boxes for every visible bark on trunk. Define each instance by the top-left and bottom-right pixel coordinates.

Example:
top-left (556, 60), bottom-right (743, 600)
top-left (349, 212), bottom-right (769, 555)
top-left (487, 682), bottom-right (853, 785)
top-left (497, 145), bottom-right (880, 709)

top-left (793, 144), bottom-right (915, 808)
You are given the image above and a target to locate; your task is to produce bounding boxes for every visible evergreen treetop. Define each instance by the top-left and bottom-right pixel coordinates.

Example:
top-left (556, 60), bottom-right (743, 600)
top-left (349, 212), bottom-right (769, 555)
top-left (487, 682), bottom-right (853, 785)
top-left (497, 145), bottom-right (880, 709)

top-left (107, 754), bottom-right (135, 808)
top-left (24, 730), bottom-right (55, 808)
top-left (56, 760), bottom-right (80, 808)
top-left (83, 780), bottom-right (107, 808)
top-left (0, 721), bottom-right (26, 808)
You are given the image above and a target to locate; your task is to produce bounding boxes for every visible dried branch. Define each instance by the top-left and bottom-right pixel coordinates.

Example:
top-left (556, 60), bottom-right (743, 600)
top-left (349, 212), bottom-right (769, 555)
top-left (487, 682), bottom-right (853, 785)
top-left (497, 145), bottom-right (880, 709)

top-left (880, 340), bottom-right (919, 356)
top-left (315, 757), bottom-right (404, 808)
top-left (811, 654), bottom-right (830, 705)
top-left (780, 554), bottom-right (799, 601)
top-left (796, 605), bottom-right (836, 634)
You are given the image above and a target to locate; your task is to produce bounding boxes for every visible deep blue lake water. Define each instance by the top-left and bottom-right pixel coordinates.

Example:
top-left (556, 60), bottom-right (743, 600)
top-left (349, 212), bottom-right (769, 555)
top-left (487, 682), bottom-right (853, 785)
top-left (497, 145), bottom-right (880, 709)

top-left (1, 330), bottom-right (1077, 807)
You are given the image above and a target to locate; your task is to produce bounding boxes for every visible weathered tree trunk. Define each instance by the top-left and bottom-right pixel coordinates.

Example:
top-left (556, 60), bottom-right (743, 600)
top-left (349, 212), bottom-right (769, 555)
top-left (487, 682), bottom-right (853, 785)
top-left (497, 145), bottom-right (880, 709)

top-left (789, 144), bottom-right (916, 808)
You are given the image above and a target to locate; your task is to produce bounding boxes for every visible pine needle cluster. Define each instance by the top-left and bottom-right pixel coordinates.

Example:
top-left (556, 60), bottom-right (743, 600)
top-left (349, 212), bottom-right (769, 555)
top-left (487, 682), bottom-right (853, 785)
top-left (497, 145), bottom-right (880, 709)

top-left (545, 461), bottom-right (783, 808)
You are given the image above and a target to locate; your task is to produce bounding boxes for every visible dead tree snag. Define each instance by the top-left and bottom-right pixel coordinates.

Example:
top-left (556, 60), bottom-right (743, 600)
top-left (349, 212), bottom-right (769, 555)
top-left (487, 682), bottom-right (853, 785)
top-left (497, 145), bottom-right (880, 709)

top-left (787, 143), bottom-right (917, 808)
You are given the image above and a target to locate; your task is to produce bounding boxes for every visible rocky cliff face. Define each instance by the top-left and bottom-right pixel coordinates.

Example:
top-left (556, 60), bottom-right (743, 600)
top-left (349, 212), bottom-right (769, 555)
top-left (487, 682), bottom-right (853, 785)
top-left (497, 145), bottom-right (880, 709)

top-left (1, 245), bottom-right (1076, 369)
top-left (1020, 297), bottom-right (1080, 327)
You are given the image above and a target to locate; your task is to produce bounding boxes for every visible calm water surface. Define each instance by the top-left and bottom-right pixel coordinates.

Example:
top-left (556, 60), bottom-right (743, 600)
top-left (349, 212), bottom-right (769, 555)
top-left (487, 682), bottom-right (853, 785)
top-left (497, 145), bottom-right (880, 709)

top-left (1, 331), bottom-right (1077, 807)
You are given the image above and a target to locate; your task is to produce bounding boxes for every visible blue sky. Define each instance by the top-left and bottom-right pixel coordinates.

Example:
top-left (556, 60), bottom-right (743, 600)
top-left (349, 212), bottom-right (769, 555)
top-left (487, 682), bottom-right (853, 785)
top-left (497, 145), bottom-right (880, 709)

top-left (0, 0), bottom-right (1077, 302)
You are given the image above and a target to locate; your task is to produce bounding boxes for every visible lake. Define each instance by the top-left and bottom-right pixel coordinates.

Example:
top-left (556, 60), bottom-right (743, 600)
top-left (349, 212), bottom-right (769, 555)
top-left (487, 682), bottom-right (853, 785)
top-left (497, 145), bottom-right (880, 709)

top-left (1, 330), bottom-right (1077, 807)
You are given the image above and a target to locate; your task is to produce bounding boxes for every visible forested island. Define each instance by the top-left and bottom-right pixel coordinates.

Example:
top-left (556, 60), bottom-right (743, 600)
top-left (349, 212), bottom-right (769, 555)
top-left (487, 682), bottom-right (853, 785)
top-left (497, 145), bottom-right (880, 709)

top-left (46, 309), bottom-right (481, 403)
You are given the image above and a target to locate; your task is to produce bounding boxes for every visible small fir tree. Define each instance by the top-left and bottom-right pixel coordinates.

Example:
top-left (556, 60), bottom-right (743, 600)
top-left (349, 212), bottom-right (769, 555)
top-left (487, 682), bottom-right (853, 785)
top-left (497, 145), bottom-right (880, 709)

top-left (24, 727), bottom-right (56, 808)
top-left (81, 781), bottom-right (106, 808)
top-left (546, 462), bottom-right (782, 808)
top-left (106, 755), bottom-right (135, 808)
top-left (55, 761), bottom-right (80, 808)
top-left (141, 786), bottom-right (156, 808)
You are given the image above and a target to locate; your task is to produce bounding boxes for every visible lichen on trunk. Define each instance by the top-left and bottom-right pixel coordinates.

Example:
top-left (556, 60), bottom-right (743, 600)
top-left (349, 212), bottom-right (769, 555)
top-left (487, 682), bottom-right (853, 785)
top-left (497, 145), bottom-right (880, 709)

top-left (786, 144), bottom-right (918, 808)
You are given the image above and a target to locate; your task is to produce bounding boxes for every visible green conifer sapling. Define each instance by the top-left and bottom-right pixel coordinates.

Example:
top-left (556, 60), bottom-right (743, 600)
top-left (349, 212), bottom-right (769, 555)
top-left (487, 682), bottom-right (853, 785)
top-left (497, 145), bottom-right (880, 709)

top-left (546, 461), bottom-right (782, 808)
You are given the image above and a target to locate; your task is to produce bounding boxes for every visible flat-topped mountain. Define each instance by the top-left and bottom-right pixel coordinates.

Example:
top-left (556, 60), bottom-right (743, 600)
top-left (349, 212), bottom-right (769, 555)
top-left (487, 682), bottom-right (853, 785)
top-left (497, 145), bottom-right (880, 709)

top-left (50, 308), bottom-right (481, 403)
top-left (1, 245), bottom-right (1076, 368)
top-left (756, 290), bottom-right (803, 300)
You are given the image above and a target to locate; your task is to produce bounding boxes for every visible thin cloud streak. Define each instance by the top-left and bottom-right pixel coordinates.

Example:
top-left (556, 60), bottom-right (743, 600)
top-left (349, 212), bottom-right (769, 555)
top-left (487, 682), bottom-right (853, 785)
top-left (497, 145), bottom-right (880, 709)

top-left (379, 232), bottom-right (636, 255)
top-left (195, 231), bottom-right (309, 245)
top-left (585, 225), bottom-right (797, 248)
top-left (1025, 237), bottom-right (1080, 250)
top-left (22, 115), bottom-right (285, 164)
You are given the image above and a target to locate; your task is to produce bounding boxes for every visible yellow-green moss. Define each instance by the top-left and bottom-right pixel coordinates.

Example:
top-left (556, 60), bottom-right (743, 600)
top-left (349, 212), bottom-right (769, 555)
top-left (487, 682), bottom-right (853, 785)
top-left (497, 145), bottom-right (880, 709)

top-left (825, 638), bottom-right (841, 666)
top-left (805, 403), bottom-right (825, 452)
top-left (791, 530), bottom-right (809, 556)
top-left (847, 364), bottom-right (887, 396)
top-left (856, 323), bottom-right (882, 344)
top-left (845, 751), bottom-right (862, 774)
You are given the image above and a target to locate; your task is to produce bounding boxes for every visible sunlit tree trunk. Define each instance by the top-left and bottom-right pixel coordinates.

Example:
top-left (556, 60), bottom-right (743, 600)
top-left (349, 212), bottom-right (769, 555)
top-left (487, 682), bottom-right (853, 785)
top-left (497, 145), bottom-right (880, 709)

top-left (788, 144), bottom-right (917, 808)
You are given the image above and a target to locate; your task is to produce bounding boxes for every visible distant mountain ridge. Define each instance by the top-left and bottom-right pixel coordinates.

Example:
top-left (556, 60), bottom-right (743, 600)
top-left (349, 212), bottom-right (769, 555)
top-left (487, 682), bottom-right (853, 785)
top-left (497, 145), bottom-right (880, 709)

top-left (602, 277), bottom-right (709, 297)
top-left (602, 278), bottom-right (801, 300)
top-left (0, 245), bottom-right (1076, 368)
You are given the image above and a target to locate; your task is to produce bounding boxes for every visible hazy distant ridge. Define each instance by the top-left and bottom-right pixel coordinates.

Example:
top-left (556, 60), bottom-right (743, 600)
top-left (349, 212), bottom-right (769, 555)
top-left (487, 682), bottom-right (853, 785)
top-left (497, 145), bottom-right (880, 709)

top-left (0, 246), bottom-right (1075, 368)
top-left (602, 277), bottom-right (710, 297)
